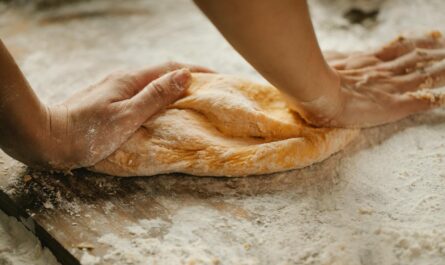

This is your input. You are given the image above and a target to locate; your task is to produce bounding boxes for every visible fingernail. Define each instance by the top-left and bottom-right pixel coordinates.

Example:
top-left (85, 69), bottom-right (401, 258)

top-left (172, 68), bottom-right (192, 90)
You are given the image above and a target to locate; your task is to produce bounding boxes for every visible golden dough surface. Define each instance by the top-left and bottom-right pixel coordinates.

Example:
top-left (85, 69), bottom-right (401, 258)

top-left (91, 73), bottom-right (359, 177)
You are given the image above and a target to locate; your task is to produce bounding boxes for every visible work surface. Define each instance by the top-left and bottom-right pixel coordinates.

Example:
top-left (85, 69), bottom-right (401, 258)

top-left (1, 0), bottom-right (445, 264)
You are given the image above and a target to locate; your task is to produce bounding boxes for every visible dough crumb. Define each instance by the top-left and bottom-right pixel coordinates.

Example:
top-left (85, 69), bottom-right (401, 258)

top-left (358, 207), bottom-right (374, 215)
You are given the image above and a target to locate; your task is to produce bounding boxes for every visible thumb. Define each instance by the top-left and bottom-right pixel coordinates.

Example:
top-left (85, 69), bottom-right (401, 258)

top-left (130, 68), bottom-right (192, 121)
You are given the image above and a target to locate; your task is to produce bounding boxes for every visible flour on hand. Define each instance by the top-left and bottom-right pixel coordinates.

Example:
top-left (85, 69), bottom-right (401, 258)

top-left (91, 74), bottom-right (358, 177)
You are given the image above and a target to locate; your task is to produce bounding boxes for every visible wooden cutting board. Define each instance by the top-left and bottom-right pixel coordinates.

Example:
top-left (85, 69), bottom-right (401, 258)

top-left (0, 150), bottom-right (321, 265)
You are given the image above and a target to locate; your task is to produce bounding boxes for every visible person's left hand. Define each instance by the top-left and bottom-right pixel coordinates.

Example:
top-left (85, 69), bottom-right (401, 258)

top-left (43, 62), bottom-right (212, 169)
top-left (299, 32), bottom-right (445, 128)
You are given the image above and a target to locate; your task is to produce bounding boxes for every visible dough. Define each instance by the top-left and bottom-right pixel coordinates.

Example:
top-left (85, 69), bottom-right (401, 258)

top-left (91, 73), bottom-right (359, 177)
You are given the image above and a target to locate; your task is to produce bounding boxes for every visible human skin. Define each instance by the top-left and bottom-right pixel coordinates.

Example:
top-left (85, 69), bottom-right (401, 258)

top-left (3, 2), bottom-right (445, 170)
top-left (194, 0), bottom-right (445, 127)
top-left (0, 40), bottom-right (211, 169)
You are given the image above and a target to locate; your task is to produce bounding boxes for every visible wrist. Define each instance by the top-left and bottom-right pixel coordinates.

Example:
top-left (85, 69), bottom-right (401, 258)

top-left (287, 68), bottom-right (345, 126)
top-left (39, 105), bottom-right (77, 170)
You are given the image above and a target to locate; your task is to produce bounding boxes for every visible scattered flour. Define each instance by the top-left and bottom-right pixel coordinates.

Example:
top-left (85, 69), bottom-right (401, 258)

top-left (79, 250), bottom-right (101, 265)
top-left (1, 0), bottom-right (445, 264)
top-left (0, 210), bottom-right (60, 265)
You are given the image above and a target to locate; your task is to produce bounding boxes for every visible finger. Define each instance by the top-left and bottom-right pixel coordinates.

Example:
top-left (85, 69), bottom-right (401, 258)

top-left (128, 68), bottom-right (192, 124)
top-left (372, 92), bottom-right (437, 125)
top-left (324, 49), bottom-right (383, 70)
top-left (332, 55), bottom-right (382, 70)
top-left (338, 60), bottom-right (395, 83)
top-left (394, 88), bottom-right (445, 117)
top-left (376, 48), bottom-right (445, 75)
top-left (334, 32), bottom-right (445, 71)
top-left (132, 61), bottom-right (213, 88)
top-left (153, 61), bottom-right (215, 74)
top-left (389, 59), bottom-right (445, 93)
top-left (375, 31), bottom-right (444, 61)
top-left (347, 56), bottom-right (382, 70)
top-left (406, 87), bottom-right (445, 107)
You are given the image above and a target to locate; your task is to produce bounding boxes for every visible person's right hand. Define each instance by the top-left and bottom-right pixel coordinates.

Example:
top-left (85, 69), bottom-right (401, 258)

top-left (297, 32), bottom-right (445, 128)
top-left (43, 62), bottom-right (212, 170)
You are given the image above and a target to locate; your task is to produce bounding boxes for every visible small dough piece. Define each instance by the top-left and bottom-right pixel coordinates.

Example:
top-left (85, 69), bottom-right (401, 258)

top-left (91, 74), bottom-right (358, 177)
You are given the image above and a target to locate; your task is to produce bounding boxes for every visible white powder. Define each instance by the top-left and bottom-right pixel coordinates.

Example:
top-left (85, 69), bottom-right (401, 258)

top-left (80, 250), bottom-right (101, 265)
top-left (1, 0), bottom-right (445, 264)
top-left (0, 210), bottom-right (60, 265)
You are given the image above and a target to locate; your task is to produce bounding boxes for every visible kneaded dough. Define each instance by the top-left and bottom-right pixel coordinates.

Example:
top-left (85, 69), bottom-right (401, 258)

top-left (91, 73), bottom-right (359, 177)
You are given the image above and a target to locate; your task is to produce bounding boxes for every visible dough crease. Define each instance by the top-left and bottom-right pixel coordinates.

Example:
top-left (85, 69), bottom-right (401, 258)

top-left (91, 73), bottom-right (358, 177)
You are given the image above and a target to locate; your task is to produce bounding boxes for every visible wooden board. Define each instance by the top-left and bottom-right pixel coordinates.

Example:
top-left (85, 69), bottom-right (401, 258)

top-left (0, 150), bottom-right (333, 265)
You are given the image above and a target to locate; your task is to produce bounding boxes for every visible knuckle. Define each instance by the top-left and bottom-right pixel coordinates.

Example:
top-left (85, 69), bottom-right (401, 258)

top-left (414, 48), bottom-right (429, 57)
top-left (149, 81), bottom-right (169, 102)
top-left (116, 102), bottom-right (134, 119)
top-left (116, 74), bottom-right (140, 89)
top-left (122, 75), bottom-right (139, 88)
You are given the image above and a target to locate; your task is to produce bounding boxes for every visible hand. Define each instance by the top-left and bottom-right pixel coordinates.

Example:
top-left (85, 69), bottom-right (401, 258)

top-left (44, 62), bottom-right (212, 169)
top-left (298, 32), bottom-right (445, 128)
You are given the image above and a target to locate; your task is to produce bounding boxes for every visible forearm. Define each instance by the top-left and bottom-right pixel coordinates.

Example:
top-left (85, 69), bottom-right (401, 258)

top-left (194, 0), bottom-right (339, 103)
top-left (0, 40), bottom-right (50, 166)
top-left (0, 40), bottom-right (206, 170)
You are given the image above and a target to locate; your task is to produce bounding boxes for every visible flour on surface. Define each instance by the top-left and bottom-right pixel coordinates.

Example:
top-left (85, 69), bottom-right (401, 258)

top-left (0, 210), bottom-right (60, 265)
top-left (1, 0), bottom-right (445, 264)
